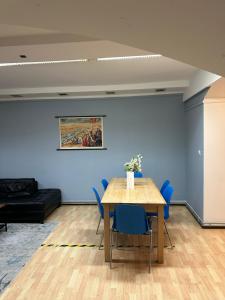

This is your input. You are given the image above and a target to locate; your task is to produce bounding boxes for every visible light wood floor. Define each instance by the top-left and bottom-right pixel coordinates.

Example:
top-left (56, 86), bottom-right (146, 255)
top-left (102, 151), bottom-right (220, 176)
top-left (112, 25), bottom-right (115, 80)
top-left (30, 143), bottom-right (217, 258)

top-left (1, 205), bottom-right (225, 300)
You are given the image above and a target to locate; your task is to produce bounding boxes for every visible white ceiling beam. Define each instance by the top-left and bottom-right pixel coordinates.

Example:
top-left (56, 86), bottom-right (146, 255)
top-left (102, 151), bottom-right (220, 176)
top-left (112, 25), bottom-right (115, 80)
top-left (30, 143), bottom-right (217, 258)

top-left (0, 80), bottom-right (189, 95)
top-left (183, 70), bottom-right (221, 101)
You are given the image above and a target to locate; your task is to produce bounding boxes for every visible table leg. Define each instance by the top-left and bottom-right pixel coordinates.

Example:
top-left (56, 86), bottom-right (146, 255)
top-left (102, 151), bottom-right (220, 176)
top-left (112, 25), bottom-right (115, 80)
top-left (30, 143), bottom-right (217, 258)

top-left (157, 205), bottom-right (164, 263)
top-left (103, 204), bottom-right (110, 262)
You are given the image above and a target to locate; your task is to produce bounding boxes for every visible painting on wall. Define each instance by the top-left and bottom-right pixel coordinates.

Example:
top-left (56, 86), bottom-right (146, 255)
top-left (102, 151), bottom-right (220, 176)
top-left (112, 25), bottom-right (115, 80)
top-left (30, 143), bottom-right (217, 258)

top-left (58, 116), bottom-right (104, 149)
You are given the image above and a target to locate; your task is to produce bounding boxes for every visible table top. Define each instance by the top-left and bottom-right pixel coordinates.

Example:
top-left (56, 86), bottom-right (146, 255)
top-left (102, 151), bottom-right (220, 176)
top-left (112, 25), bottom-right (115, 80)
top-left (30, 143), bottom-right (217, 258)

top-left (102, 178), bottom-right (166, 205)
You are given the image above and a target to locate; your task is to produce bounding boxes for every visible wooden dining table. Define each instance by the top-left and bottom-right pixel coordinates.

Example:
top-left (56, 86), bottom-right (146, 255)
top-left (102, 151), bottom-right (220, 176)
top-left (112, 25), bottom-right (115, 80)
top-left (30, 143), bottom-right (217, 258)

top-left (101, 177), bottom-right (166, 263)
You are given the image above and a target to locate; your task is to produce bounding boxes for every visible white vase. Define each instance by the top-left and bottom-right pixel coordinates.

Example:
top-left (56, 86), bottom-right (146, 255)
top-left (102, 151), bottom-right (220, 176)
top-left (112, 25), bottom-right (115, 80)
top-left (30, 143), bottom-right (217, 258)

top-left (127, 171), bottom-right (134, 189)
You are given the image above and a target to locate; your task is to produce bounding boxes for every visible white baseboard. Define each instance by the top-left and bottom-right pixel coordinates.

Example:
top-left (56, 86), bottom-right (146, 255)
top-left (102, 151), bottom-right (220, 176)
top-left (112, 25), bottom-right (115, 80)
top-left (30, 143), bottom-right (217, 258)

top-left (185, 202), bottom-right (203, 225)
top-left (202, 222), bottom-right (225, 227)
top-left (183, 202), bottom-right (225, 228)
top-left (170, 200), bottom-right (186, 205)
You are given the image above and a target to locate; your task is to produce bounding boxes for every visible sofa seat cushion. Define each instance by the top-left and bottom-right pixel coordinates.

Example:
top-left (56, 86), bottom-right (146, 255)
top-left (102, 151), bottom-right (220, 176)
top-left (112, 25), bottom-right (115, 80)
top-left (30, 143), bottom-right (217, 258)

top-left (5, 189), bottom-right (61, 206)
top-left (7, 191), bottom-right (32, 198)
top-left (3, 201), bottom-right (45, 210)
top-left (32, 189), bottom-right (61, 207)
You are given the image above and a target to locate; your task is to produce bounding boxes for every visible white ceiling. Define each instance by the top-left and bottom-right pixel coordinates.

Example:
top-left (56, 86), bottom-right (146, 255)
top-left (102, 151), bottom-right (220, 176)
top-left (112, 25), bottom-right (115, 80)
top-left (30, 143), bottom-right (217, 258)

top-left (0, 40), bottom-right (197, 100)
top-left (0, 0), bottom-right (224, 101)
top-left (0, 41), bottom-right (196, 88)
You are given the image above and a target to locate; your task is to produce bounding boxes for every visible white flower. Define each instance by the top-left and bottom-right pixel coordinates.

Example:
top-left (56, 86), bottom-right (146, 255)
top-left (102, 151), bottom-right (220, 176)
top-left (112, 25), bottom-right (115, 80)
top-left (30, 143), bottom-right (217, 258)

top-left (124, 154), bottom-right (143, 172)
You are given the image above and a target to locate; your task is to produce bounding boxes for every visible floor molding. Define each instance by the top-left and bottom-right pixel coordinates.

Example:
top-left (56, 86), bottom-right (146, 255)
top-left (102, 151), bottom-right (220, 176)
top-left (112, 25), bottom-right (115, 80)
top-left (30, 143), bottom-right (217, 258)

top-left (201, 223), bottom-right (225, 228)
top-left (170, 201), bottom-right (186, 206)
top-left (185, 202), bottom-right (204, 226)
top-left (173, 201), bottom-right (225, 228)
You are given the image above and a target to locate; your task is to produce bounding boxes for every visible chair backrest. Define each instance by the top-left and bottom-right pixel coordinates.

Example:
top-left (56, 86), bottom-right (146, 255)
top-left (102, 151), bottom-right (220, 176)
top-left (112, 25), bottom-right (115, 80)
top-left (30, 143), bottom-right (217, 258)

top-left (92, 187), bottom-right (104, 218)
top-left (113, 204), bottom-right (149, 234)
top-left (134, 171), bottom-right (143, 178)
top-left (160, 179), bottom-right (170, 194)
top-left (162, 184), bottom-right (174, 220)
top-left (101, 178), bottom-right (109, 191)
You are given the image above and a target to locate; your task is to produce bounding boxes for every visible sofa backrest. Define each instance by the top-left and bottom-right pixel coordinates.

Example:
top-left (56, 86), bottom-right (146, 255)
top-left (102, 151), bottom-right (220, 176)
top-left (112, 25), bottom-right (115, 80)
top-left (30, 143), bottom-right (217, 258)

top-left (0, 178), bottom-right (38, 199)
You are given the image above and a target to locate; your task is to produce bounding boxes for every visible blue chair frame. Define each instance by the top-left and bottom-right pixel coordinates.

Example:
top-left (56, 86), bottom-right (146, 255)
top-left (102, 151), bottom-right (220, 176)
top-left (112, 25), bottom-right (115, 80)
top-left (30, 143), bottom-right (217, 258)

top-left (134, 171), bottom-right (143, 178)
top-left (101, 178), bottom-right (109, 191)
top-left (110, 204), bottom-right (153, 272)
top-left (162, 184), bottom-right (174, 248)
top-left (160, 179), bottom-right (170, 194)
top-left (147, 184), bottom-right (174, 248)
top-left (92, 187), bottom-right (113, 249)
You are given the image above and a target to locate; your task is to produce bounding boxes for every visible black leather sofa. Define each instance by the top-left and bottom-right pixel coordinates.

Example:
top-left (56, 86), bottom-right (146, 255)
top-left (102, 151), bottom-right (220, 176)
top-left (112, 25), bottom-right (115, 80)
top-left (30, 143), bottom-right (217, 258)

top-left (0, 178), bottom-right (61, 223)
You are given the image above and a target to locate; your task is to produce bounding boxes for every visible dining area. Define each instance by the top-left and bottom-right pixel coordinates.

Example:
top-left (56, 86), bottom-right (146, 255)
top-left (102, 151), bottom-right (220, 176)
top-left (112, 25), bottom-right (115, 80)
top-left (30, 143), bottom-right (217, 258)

top-left (2, 159), bottom-right (224, 299)
top-left (92, 154), bottom-right (174, 272)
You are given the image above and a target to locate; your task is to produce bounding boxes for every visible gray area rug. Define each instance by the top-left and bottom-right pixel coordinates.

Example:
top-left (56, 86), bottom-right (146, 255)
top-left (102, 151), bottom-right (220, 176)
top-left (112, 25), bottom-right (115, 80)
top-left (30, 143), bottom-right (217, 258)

top-left (0, 222), bottom-right (57, 293)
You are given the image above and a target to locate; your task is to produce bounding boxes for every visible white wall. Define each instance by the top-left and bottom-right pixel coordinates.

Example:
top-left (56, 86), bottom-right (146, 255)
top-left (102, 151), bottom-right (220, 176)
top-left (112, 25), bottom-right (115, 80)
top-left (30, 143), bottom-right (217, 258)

top-left (204, 98), bottom-right (225, 223)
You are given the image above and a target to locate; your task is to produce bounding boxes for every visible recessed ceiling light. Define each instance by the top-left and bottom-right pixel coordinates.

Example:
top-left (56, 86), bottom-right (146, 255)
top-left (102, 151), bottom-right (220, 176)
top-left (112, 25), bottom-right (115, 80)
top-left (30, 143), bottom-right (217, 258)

top-left (97, 54), bottom-right (161, 61)
top-left (58, 93), bottom-right (69, 96)
top-left (0, 58), bottom-right (88, 67)
top-left (10, 94), bottom-right (23, 98)
top-left (155, 88), bottom-right (166, 92)
top-left (105, 91), bottom-right (116, 95)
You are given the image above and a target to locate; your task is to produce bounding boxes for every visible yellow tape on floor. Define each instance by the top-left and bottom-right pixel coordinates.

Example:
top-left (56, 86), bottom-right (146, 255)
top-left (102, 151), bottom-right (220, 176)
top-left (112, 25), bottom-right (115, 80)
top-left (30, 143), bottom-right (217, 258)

top-left (41, 243), bottom-right (170, 248)
top-left (41, 243), bottom-right (96, 248)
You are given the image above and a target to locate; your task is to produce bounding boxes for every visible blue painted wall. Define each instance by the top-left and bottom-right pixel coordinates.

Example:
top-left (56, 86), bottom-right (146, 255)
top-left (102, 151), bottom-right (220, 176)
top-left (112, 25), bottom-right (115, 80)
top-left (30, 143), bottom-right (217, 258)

top-left (0, 95), bottom-right (185, 202)
top-left (184, 89), bottom-right (208, 220)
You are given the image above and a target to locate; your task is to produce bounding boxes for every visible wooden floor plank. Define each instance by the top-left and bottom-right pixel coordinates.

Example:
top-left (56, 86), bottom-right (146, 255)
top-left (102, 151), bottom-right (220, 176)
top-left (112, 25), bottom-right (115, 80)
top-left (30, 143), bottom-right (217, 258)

top-left (1, 205), bottom-right (225, 300)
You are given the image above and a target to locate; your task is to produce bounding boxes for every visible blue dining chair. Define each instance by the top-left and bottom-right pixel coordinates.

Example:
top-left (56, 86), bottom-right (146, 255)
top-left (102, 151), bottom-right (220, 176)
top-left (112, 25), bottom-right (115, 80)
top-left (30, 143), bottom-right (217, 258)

top-left (162, 184), bottom-right (174, 248)
top-left (147, 184), bottom-right (174, 248)
top-left (162, 184), bottom-right (173, 219)
top-left (146, 179), bottom-right (170, 218)
top-left (101, 178), bottom-right (109, 191)
top-left (134, 171), bottom-right (143, 178)
top-left (110, 204), bottom-right (153, 272)
top-left (160, 179), bottom-right (170, 194)
top-left (92, 187), bottom-right (113, 249)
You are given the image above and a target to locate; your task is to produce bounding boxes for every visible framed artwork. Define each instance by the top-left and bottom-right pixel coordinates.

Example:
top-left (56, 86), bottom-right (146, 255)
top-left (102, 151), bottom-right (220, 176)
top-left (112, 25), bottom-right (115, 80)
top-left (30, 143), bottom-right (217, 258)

top-left (57, 115), bottom-right (105, 150)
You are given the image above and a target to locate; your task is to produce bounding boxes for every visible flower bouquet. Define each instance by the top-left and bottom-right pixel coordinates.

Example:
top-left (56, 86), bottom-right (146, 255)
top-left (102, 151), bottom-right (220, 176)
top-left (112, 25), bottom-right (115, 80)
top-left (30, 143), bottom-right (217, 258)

top-left (124, 154), bottom-right (143, 189)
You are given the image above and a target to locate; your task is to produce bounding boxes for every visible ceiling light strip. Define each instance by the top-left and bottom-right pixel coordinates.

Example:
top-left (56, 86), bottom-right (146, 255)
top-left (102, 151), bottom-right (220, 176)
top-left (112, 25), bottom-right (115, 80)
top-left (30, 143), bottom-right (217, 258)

top-left (0, 54), bottom-right (162, 67)
top-left (0, 59), bottom-right (88, 67)
top-left (97, 54), bottom-right (161, 61)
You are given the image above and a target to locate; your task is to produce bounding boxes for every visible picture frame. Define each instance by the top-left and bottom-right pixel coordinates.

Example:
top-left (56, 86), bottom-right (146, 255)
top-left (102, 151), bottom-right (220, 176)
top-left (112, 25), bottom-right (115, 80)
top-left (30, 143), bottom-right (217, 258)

top-left (57, 115), bottom-right (106, 150)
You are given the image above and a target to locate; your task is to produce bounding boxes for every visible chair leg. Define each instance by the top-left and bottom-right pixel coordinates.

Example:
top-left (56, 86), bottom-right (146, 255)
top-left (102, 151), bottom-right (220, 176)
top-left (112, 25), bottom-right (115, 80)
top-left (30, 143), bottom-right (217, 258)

top-left (164, 220), bottom-right (174, 249)
top-left (115, 231), bottom-right (118, 248)
top-left (110, 230), bottom-right (113, 269)
top-left (96, 216), bottom-right (102, 235)
top-left (149, 231), bottom-right (152, 273)
top-left (99, 233), bottom-right (104, 250)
